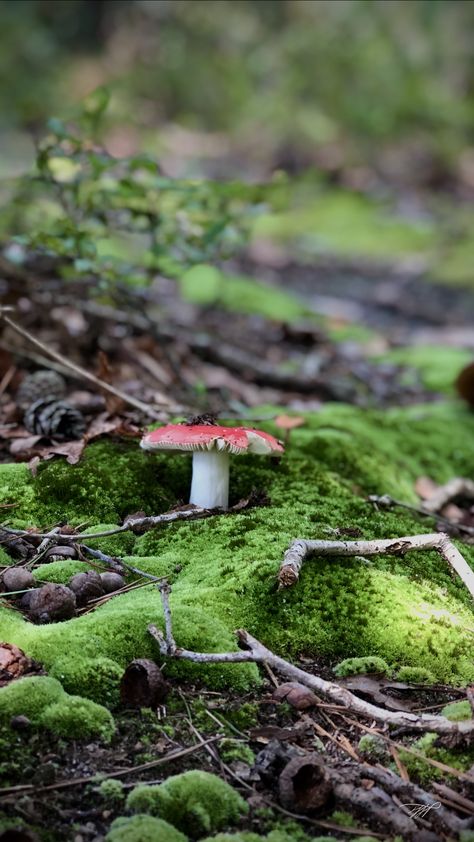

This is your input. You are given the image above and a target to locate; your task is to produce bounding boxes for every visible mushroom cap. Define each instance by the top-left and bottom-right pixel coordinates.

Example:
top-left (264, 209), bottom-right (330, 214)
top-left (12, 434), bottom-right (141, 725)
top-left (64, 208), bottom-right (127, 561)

top-left (140, 424), bottom-right (284, 456)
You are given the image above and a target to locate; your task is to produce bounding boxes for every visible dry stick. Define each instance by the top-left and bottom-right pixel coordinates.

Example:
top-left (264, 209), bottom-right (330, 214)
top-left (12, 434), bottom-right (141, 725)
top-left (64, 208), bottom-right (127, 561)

top-left (277, 532), bottom-right (474, 599)
top-left (0, 737), bottom-right (221, 799)
top-left (2, 505), bottom-right (220, 542)
top-left (80, 543), bottom-right (167, 583)
top-left (149, 585), bottom-right (474, 738)
top-left (0, 311), bottom-right (167, 420)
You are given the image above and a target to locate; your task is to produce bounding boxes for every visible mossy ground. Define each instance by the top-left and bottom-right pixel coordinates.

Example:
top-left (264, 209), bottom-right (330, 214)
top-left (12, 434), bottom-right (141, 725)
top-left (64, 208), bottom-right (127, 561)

top-left (1, 401), bottom-right (474, 711)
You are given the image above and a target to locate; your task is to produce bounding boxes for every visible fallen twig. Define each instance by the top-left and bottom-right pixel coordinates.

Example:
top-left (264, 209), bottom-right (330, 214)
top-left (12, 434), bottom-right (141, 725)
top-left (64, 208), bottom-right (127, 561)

top-left (0, 310), bottom-right (168, 420)
top-left (2, 505), bottom-right (226, 542)
top-left (149, 582), bottom-right (474, 738)
top-left (277, 533), bottom-right (474, 598)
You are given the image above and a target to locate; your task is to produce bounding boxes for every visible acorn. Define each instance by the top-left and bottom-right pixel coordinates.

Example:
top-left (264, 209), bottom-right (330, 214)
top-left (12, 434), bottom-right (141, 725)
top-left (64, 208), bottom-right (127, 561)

top-left (100, 572), bottom-right (126, 593)
top-left (2, 567), bottom-right (35, 593)
top-left (68, 571), bottom-right (104, 605)
top-left (27, 584), bottom-right (76, 623)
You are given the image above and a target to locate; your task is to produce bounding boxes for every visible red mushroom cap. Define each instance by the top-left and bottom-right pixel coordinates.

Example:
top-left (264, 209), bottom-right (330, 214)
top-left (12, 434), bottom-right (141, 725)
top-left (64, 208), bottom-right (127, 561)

top-left (140, 424), bottom-right (284, 455)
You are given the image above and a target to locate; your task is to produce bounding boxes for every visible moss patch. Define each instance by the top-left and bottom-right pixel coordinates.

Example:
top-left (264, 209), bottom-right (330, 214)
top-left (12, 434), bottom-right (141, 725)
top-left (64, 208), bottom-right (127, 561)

top-left (105, 815), bottom-right (187, 842)
top-left (0, 675), bottom-right (115, 741)
top-left (0, 401), bottom-right (474, 700)
top-left (126, 770), bottom-right (248, 837)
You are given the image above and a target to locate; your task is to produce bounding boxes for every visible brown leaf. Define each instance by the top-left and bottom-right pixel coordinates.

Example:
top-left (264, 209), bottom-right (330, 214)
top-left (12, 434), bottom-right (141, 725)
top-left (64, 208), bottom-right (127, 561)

top-left (415, 475), bottom-right (439, 500)
top-left (275, 414), bottom-right (305, 431)
top-left (338, 676), bottom-right (418, 712)
top-left (272, 681), bottom-right (319, 710)
top-left (120, 659), bottom-right (169, 708)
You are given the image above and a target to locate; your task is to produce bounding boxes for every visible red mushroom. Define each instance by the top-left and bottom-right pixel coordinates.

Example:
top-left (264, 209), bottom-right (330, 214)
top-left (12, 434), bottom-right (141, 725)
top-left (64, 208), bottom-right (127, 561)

top-left (140, 423), bottom-right (284, 509)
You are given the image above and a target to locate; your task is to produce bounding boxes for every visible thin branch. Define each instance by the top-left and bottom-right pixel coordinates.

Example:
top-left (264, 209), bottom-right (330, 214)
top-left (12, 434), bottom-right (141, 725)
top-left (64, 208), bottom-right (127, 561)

top-left (277, 532), bottom-right (474, 598)
top-left (0, 311), bottom-right (168, 420)
top-left (149, 585), bottom-right (474, 738)
top-left (80, 544), bottom-right (166, 583)
top-left (2, 505), bottom-right (222, 542)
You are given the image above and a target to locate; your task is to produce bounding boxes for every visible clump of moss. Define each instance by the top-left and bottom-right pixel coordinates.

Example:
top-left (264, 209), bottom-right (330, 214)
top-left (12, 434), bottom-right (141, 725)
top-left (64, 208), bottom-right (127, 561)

top-left (0, 675), bottom-right (114, 741)
top-left (396, 666), bottom-right (435, 684)
top-left (220, 739), bottom-right (255, 765)
top-left (333, 656), bottom-right (391, 677)
top-left (126, 770), bottom-right (248, 837)
top-left (0, 676), bottom-right (64, 720)
top-left (441, 700), bottom-right (473, 722)
top-left (38, 695), bottom-right (115, 742)
top-left (357, 734), bottom-right (389, 761)
top-left (33, 440), bottom-right (183, 523)
top-left (50, 656), bottom-right (123, 706)
top-left (98, 778), bottom-right (125, 804)
top-left (105, 815), bottom-right (187, 842)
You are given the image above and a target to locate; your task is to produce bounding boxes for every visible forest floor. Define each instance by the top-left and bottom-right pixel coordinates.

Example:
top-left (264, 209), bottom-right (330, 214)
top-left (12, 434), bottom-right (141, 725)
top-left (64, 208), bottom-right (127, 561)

top-left (1, 201), bottom-right (474, 842)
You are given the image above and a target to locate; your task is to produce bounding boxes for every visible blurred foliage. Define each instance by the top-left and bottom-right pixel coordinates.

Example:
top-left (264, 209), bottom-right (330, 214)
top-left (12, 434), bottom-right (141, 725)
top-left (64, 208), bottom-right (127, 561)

top-left (2, 0), bottom-right (474, 176)
top-left (1, 111), bottom-right (273, 287)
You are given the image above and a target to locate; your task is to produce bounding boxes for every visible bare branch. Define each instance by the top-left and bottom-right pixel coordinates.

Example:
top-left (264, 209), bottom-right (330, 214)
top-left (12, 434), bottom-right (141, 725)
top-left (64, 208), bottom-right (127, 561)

top-left (148, 599), bottom-right (474, 738)
top-left (277, 532), bottom-right (474, 599)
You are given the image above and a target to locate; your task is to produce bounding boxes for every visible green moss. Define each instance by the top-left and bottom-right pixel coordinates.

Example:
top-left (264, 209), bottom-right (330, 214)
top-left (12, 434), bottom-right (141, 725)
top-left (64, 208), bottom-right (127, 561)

top-left (0, 676), bottom-right (64, 720)
top-left (1, 401), bottom-right (474, 700)
top-left (220, 739), bottom-right (255, 765)
top-left (49, 656), bottom-right (123, 707)
top-left (126, 770), bottom-right (248, 837)
top-left (441, 700), bottom-right (473, 722)
top-left (98, 778), bottom-right (125, 804)
top-left (0, 675), bottom-right (114, 742)
top-left (39, 695), bottom-right (115, 741)
top-left (34, 560), bottom-right (90, 583)
top-left (254, 189), bottom-right (436, 260)
top-left (204, 833), bottom-right (310, 842)
top-left (357, 734), bottom-right (389, 761)
top-left (396, 666), bottom-right (435, 684)
top-left (32, 440), bottom-right (184, 523)
top-left (398, 732), bottom-right (474, 784)
top-left (333, 656), bottom-right (390, 677)
top-left (226, 703), bottom-right (259, 730)
top-left (105, 815), bottom-right (187, 842)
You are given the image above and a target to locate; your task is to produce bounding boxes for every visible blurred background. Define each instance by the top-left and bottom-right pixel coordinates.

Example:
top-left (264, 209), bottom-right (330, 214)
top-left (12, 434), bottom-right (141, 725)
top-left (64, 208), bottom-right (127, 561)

top-left (3, 0), bottom-right (474, 186)
top-left (1, 0), bottom-right (474, 426)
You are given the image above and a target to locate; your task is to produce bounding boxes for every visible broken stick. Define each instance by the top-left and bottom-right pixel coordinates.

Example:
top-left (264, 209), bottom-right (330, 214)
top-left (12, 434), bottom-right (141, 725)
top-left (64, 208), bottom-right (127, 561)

top-left (277, 533), bottom-right (474, 598)
top-left (148, 582), bottom-right (474, 739)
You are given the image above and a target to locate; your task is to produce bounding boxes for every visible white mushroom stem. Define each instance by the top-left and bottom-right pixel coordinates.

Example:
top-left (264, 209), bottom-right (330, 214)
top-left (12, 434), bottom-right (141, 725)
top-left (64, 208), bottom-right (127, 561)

top-left (190, 450), bottom-right (230, 509)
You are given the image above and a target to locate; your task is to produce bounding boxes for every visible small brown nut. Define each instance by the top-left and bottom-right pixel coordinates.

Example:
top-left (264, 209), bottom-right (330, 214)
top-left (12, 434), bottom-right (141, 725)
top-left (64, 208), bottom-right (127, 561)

top-left (28, 584), bottom-right (76, 623)
top-left (100, 572), bottom-right (125, 593)
top-left (2, 567), bottom-right (35, 593)
top-left (68, 571), bottom-right (104, 605)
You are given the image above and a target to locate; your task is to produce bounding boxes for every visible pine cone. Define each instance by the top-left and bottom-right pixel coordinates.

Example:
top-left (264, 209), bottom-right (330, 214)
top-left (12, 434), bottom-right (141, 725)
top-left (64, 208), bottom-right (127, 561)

top-left (16, 370), bottom-right (66, 410)
top-left (24, 399), bottom-right (86, 440)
